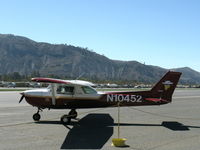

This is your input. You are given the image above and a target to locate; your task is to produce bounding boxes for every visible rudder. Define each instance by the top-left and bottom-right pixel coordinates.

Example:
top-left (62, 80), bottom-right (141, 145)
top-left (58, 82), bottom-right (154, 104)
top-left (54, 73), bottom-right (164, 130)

top-left (151, 71), bottom-right (182, 102)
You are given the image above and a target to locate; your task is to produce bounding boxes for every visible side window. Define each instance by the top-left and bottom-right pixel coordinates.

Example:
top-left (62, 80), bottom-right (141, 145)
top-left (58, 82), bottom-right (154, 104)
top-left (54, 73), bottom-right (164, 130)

top-left (82, 86), bottom-right (97, 94)
top-left (57, 85), bottom-right (74, 95)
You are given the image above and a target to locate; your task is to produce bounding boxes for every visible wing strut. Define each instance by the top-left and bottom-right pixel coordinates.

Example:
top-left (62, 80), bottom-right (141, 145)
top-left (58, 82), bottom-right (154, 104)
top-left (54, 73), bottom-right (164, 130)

top-left (51, 83), bottom-right (56, 105)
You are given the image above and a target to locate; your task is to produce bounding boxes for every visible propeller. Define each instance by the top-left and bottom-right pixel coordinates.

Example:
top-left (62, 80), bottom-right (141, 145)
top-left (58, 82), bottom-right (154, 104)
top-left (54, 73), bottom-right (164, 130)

top-left (19, 95), bottom-right (25, 103)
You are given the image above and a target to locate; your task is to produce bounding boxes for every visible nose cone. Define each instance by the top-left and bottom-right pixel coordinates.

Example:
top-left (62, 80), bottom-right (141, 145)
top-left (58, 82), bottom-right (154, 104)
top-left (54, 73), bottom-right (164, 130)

top-left (22, 88), bottom-right (49, 97)
top-left (23, 90), bottom-right (41, 96)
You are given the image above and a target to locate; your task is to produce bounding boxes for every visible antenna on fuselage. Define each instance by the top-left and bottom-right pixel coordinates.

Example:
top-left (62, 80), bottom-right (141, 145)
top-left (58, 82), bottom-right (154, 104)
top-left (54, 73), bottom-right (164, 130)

top-left (75, 73), bottom-right (85, 80)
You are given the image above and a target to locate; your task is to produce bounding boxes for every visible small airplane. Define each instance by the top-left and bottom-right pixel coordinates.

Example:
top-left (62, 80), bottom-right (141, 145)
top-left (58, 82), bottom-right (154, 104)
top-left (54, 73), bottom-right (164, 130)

top-left (19, 71), bottom-right (181, 124)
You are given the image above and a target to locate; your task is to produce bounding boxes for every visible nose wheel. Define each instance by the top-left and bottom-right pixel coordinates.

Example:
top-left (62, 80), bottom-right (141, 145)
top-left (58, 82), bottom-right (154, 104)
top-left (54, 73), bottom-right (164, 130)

top-left (33, 113), bottom-right (41, 121)
top-left (33, 108), bottom-right (42, 121)
top-left (60, 109), bottom-right (78, 124)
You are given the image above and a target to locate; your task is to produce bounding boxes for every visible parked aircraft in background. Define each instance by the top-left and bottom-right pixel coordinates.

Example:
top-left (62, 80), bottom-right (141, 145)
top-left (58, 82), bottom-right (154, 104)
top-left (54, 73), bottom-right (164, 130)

top-left (19, 71), bottom-right (181, 124)
top-left (0, 81), bottom-right (16, 88)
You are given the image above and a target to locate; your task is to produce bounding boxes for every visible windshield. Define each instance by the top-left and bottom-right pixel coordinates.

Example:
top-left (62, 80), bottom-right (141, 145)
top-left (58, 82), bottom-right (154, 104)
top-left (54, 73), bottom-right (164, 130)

top-left (82, 86), bottom-right (97, 94)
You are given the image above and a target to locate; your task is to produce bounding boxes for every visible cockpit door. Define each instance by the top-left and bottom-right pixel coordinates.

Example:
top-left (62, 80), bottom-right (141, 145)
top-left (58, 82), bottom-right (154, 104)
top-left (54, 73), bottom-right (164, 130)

top-left (56, 85), bottom-right (75, 98)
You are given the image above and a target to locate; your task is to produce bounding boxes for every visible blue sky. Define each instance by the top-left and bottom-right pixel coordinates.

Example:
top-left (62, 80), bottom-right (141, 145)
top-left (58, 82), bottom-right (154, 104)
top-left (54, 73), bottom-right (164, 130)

top-left (1, 0), bottom-right (200, 71)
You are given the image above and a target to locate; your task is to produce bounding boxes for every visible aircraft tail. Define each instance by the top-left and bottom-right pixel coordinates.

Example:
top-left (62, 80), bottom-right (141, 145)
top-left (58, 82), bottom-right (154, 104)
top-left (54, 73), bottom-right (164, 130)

top-left (150, 71), bottom-right (182, 102)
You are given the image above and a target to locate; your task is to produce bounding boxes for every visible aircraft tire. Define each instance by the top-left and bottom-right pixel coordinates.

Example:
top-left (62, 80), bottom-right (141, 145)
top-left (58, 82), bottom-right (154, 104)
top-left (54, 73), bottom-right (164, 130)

top-left (69, 109), bottom-right (78, 119)
top-left (60, 115), bottom-right (71, 124)
top-left (33, 113), bottom-right (41, 121)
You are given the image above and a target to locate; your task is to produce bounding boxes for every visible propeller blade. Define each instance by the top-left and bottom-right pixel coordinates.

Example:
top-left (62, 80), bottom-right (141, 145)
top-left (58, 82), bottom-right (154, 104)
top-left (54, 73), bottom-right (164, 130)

top-left (19, 95), bottom-right (25, 103)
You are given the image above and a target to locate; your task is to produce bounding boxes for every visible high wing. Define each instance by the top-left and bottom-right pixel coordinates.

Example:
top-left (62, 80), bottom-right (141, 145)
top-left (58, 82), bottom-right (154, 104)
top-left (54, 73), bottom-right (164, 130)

top-left (31, 77), bottom-right (95, 86)
top-left (31, 78), bottom-right (70, 84)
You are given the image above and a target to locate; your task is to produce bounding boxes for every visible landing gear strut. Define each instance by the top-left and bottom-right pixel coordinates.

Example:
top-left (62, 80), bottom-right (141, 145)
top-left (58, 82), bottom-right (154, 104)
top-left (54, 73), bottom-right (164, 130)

top-left (33, 108), bottom-right (42, 121)
top-left (69, 109), bottom-right (78, 119)
top-left (60, 109), bottom-right (78, 124)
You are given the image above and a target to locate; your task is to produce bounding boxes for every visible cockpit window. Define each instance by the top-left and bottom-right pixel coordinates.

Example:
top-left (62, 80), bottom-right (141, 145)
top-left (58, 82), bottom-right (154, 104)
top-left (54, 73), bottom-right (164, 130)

top-left (57, 85), bottom-right (74, 95)
top-left (82, 86), bottom-right (97, 94)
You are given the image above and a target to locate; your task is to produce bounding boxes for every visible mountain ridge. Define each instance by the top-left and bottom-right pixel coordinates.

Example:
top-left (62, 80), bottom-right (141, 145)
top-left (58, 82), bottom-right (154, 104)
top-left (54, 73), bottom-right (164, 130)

top-left (0, 34), bottom-right (200, 84)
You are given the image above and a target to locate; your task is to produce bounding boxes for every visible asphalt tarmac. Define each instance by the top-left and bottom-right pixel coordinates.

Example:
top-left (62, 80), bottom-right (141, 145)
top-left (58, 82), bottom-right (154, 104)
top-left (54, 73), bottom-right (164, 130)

top-left (1, 89), bottom-right (200, 150)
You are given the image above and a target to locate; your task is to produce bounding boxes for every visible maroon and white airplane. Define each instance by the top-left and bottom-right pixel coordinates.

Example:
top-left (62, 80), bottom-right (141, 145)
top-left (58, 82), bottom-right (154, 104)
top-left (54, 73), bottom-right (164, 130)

top-left (19, 71), bottom-right (181, 124)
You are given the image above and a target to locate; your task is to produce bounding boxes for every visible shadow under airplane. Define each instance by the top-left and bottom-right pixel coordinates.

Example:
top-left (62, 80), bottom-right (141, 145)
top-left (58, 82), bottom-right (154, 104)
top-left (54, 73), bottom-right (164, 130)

top-left (36, 114), bottom-right (200, 149)
top-left (61, 113), bottom-right (114, 149)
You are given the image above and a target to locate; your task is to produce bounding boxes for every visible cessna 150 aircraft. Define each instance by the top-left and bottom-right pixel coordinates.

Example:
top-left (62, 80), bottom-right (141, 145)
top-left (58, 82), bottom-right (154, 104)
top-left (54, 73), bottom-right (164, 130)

top-left (19, 71), bottom-right (181, 124)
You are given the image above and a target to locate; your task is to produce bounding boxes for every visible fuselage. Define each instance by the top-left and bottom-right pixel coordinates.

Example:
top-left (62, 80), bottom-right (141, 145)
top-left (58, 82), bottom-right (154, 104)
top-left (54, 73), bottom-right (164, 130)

top-left (21, 83), bottom-right (169, 109)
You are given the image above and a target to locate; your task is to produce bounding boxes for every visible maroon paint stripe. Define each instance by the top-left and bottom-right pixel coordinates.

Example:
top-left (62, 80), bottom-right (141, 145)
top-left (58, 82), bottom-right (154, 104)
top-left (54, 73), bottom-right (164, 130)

top-left (31, 78), bottom-right (70, 84)
top-left (145, 98), bottom-right (169, 103)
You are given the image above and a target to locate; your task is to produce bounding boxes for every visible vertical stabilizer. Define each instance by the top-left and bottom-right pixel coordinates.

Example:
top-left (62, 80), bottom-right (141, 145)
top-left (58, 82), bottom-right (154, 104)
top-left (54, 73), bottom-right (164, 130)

top-left (151, 71), bottom-right (182, 102)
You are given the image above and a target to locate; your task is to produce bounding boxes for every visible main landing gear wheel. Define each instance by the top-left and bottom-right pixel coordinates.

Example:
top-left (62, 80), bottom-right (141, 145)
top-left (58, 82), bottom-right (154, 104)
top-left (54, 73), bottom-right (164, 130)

top-left (33, 113), bottom-right (41, 121)
top-left (60, 115), bottom-right (71, 124)
top-left (60, 109), bottom-right (78, 124)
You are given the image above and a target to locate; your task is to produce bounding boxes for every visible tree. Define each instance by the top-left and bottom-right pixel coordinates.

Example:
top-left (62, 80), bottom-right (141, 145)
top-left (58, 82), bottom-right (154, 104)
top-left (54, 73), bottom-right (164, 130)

top-left (31, 71), bottom-right (40, 77)
top-left (11, 72), bottom-right (21, 80)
